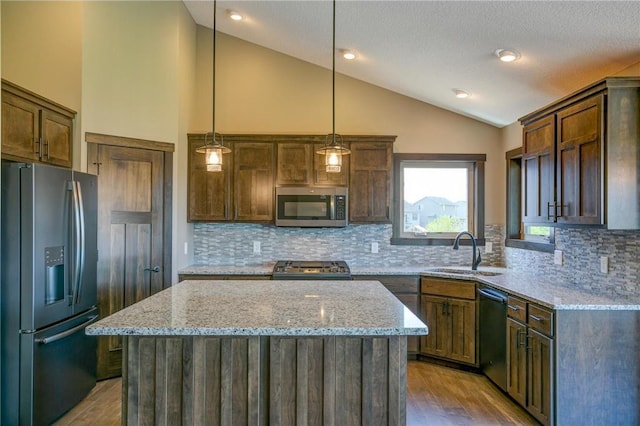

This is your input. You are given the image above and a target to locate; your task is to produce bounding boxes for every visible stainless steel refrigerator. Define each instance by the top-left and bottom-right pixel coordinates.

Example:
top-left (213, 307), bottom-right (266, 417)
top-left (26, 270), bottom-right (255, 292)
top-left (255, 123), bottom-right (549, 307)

top-left (1, 161), bottom-right (99, 426)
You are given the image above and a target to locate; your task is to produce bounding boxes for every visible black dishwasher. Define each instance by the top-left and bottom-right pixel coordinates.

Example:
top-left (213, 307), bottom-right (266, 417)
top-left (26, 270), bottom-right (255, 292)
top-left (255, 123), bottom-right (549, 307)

top-left (478, 286), bottom-right (507, 391)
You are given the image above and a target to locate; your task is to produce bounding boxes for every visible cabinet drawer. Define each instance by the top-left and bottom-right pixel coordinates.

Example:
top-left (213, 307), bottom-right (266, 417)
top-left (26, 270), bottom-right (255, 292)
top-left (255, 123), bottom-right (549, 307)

top-left (421, 277), bottom-right (475, 300)
top-left (507, 296), bottom-right (527, 322)
top-left (528, 304), bottom-right (554, 337)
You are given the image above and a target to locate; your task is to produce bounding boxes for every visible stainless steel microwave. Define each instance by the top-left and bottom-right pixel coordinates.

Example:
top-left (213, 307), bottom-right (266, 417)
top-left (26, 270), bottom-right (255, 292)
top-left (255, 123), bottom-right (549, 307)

top-left (275, 187), bottom-right (348, 227)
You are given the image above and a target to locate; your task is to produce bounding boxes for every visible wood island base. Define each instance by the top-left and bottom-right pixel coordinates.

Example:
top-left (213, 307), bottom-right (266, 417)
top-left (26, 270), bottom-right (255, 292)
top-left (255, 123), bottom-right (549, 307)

top-left (123, 335), bottom-right (408, 426)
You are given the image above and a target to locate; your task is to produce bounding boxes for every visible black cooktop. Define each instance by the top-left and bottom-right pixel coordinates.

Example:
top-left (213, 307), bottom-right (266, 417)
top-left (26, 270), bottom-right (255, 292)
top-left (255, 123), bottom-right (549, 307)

top-left (272, 260), bottom-right (351, 280)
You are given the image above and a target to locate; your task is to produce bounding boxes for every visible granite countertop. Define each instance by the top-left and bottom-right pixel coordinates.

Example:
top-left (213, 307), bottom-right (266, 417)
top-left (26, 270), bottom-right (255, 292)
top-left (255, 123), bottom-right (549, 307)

top-left (178, 264), bottom-right (640, 311)
top-left (86, 280), bottom-right (428, 337)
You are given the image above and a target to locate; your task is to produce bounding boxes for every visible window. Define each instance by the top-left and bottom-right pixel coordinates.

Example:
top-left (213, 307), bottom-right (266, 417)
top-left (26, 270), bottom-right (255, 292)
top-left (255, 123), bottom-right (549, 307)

top-left (392, 154), bottom-right (485, 245)
top-left (505, 147), bottom-right (554, 252)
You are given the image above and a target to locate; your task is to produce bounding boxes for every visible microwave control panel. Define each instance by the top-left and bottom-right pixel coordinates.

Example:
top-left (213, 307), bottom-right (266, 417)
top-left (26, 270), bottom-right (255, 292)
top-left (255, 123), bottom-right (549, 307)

top-left (335, 195), bottom-right (346, 220)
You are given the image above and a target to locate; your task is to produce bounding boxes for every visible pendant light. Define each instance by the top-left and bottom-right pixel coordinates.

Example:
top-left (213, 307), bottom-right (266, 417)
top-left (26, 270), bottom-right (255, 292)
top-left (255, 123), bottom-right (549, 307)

top-left (316, 0), bottom-right (350, 173)
top-left (196, 0), bottom-right (231, 172)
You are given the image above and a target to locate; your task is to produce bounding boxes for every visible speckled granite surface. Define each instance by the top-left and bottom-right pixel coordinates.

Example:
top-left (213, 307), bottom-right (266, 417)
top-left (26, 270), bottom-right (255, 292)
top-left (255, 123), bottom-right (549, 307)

top-left (178, 264), bottom-right (640, 310)
top-left (86, 280), bottom-right (428, 336)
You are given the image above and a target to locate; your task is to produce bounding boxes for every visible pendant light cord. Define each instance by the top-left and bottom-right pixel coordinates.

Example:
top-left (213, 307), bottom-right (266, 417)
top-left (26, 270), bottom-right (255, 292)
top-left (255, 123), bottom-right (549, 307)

top-left (332, 0), bottom-right (336, 144)
top-left (212, 0), bottom-right (217, 141)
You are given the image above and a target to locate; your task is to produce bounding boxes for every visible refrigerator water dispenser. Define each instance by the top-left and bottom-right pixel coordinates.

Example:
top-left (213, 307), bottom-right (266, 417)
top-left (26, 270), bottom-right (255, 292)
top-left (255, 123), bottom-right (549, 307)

top-left (45, 246), bottom-right (65, 305)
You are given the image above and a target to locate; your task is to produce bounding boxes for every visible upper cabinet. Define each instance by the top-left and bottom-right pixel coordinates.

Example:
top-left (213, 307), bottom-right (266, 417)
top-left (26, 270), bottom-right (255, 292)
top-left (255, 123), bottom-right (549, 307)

top-left (186, 134), bottom-right (394, 224)
top-left (349, 139), bottom-right (395, 223)
top-left (233, 141), bottom-right (275, 222)
top-left (519, 77), bottom-right (640, 229)
top-left (187, 134), bottom-right (232, 222)
top-left (275, 139), bottom-right (349, 186)
top-left (2, 79), bottom-right (75, 168)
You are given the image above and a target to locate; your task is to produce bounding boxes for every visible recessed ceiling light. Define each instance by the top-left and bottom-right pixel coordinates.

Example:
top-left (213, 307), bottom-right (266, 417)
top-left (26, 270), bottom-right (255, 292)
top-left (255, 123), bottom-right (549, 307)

top-left (341, 49), bottom-right (357, 60)
top-left (495, 48), bottom-right (521, 63)
top-left (454, 89), bottom-right (471, 99)
top-left (228, 10), bottom-right (244, 21)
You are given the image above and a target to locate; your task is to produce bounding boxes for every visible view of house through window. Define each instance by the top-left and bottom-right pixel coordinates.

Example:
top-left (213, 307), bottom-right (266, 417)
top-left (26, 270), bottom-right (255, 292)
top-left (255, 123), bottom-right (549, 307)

top-left (403, 167), bottom-right (469, 235)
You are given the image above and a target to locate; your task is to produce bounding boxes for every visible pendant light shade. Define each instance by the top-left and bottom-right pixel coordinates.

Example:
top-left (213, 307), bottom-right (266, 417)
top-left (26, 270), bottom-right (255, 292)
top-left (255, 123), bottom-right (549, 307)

top-left (196, 132), bottom-right (231, 172)
top-left (195, 0), bottom-right (231, 172)
top-left (315, 0), bottom-right (350, 173)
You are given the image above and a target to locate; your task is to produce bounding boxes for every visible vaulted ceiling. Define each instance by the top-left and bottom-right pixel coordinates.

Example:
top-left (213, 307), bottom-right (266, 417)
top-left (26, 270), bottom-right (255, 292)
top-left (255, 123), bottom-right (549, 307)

top-left (184, 1), bottom-right (640, 127)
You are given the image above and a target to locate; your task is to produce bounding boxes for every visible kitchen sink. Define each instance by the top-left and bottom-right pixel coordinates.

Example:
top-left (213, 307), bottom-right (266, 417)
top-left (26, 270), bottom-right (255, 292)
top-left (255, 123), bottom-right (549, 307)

top-left (428, 268), bottom-right (502, 277)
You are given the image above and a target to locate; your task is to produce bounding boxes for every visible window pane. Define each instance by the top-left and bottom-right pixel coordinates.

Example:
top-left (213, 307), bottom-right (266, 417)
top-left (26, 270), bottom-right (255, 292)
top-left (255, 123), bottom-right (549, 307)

top-left (403, 168), bottom-right (468, 235)
top-left (524, 225), bottom-right (552, 242)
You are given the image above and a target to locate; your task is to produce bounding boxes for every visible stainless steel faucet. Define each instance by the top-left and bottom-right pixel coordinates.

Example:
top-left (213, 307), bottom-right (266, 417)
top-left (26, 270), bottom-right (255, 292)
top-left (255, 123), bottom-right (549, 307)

top-left (453, 231), bottom-right (481, 270)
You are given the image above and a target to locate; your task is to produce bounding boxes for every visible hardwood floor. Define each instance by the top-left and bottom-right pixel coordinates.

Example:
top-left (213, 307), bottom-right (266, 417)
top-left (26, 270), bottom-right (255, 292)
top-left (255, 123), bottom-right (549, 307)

top-left (54, 360), bottom-right (537, 425)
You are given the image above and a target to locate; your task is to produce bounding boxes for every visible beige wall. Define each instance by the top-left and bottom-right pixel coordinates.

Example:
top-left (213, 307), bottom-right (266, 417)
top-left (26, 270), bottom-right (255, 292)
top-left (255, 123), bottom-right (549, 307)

top-left (2, 1), bottom-right (83, 167)
top-left (193, 28), bottom-right (505, 225)
top-left (81, 1), bottom-right (196, 280)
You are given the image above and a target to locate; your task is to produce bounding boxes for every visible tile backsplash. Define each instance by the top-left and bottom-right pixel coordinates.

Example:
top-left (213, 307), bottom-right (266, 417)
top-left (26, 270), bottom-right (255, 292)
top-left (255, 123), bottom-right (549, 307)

top-left (505, 228), bottom-right (640, 298)
top-left (193, 223), bottom-right (640, 298)
top-left (193, 223), bottom-right (505, 268)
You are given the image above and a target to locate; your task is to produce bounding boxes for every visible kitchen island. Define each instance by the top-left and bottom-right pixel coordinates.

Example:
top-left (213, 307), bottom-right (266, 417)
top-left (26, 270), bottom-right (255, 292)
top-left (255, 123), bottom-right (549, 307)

top-left (87, 280), bottom-right (427, 425)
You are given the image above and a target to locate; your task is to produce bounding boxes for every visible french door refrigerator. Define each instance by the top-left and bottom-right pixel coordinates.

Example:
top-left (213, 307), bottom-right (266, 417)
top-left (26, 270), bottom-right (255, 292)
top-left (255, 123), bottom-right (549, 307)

top-left (1, 161), bottom-right (99, 426)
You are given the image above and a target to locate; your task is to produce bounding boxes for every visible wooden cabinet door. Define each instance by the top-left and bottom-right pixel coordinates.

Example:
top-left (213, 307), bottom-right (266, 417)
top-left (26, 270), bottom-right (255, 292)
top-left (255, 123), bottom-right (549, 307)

top-left (522, 115), bottom-right (555, 224)
top-left (507, 318), bottom-right (527, 407)
top-left (234, 142), bottom-right (274, 221)
top-left (447, 298), bottom-right (476, 364)
top-left (1, 91), bottom-right (40, 163)
top-left (528, 329), bottom-right (554, 426)
top-left (276, 142), bottom-right (313, 185)
top-left (313, 142), bottom-right (349, 186)
top-left (40, 108), bottom-right (73, 168)
top-left (556, 94), bottom-right (603, 225)
top-left (349, 142), bottom-right (392, 223)
top-left (187, 136), bottom-right (232, 221)
top-left (420, 295), bottom-right (449, 358)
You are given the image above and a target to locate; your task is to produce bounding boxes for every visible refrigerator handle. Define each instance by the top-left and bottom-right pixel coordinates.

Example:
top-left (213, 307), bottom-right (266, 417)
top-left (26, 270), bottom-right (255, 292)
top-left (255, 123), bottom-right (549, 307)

top-left (35, 315), bottom-right (98, 345)
top-left (73, 181), bottom-right (86, 305)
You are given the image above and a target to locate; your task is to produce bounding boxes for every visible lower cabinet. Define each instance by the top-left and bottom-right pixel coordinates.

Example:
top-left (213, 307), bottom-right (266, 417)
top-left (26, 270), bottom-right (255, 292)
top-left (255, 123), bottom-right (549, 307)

top-left (351, 275), bottom-right (419, 356)
top-left (506, 296), bottom-right (554, 426)
top-left (420, 277), bottom-right (476, 365)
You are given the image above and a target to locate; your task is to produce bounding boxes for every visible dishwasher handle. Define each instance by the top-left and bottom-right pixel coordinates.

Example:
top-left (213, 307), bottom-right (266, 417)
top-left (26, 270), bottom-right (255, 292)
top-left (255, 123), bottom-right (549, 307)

top-left (478, 287), bottom-right (507, 303)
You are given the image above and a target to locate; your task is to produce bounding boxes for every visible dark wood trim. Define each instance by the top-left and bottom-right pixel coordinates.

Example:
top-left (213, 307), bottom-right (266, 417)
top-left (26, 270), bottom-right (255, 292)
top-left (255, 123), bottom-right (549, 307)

top-left (85, 132), bottom-right (175, 152)
top-left (163, 151), bottom-right (173, 289)
top-left (505, 238), bottom-right (555, 253)
top-left (186, 133), bottom-right (396, 144)
top-left (391, 237), bottom-right (486, 246)
top-left (392, 153), bottom-right (486, 245)
top-left (505, 147), bottom-right (522, 240)
top-left (393, 153), bottom-right (487, 162)
top-left (519, 77), bottom-right (640, 125)
top-left (1, 78), bottom-right (76, 116)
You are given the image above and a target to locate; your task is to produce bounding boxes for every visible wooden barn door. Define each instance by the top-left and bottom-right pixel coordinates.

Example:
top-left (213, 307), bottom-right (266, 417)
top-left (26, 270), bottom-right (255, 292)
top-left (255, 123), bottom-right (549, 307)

top-left (87, 133), bottom-right (173, 379)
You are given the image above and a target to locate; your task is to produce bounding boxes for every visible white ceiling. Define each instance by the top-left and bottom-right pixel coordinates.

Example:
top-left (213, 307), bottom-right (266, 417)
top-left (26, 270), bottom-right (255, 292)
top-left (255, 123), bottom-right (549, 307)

top-left (183, 1), bottom-right (640, 128)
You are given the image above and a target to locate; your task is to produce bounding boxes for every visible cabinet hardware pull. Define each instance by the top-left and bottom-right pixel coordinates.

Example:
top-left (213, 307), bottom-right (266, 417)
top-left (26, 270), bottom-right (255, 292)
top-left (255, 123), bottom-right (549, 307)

top-left (526, 334), bottom-right (532, 351)
top-left (547, 202), bottom-right (556, 220)
top-left (529, 314), bottom-right (543, 322)
top-left (34, 138), bottom-right (41, 155)
top-left (507, 304), bottom-right (520, 311)
top-left (556, 203), bottom-right (568, 218)
top-left (44, 140), bottom-right (50, 159)
top-left (144, 266), bottom-right (160, 273)
top-left (516, 329), bottom-right (526, 347)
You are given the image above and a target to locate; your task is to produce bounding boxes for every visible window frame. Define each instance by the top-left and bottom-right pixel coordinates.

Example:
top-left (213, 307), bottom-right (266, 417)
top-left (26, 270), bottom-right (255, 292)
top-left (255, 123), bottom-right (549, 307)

top-left (505, 147), bottom-right (555, 252)
top-left (391, 153), bottom-right (485, 246)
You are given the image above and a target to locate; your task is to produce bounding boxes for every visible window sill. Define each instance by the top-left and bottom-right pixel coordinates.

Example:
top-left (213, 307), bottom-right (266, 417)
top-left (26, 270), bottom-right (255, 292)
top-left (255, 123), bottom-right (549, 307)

top-left (505, 238), bottom-right (554, 253)
top-left (391, 237), bottom-right (486, 246)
